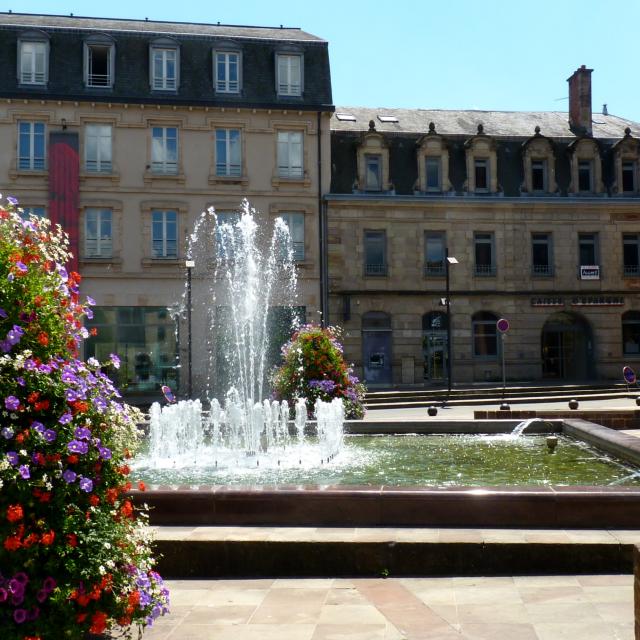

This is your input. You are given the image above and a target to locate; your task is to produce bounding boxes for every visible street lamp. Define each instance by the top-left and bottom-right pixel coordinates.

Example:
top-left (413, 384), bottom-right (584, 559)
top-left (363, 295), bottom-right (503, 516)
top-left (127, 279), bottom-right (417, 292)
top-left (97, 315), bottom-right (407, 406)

top-left (185, 259), bottom-right (195, 398)
top-left (445, 250), bottom-right (458, 399)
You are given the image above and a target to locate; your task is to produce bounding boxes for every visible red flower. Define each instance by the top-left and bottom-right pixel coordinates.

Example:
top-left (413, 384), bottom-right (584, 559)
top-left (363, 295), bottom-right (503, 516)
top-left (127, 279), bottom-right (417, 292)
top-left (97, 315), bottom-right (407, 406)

top-left (37, 332), bottom-right (49, 346)
top-left (40, 529), bottom-right (55, 546)
top-left (89, 495), bottom-right (100, 507)
top-left (3, 536), bottom-right (21, 551)
top-left (66, 533), bottom-right (78, 547)
top-left (6, 504), bottom-right (23, 522)
top-left (137, 481), bottom-right (146, 492)
top-left (34, 399), bottom-right (50, 411)
top-left (120, 501), bottom-right (134, 519)
top-left (67, 454), bottom-right (79, 464)
top-left (89, 611), bottom-right (108, 634)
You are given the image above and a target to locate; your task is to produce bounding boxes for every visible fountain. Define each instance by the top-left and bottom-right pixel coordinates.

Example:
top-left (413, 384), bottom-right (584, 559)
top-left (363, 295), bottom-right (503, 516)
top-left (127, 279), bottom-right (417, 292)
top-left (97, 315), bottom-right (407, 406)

top-left (135, 201), bottom-right (345, 474)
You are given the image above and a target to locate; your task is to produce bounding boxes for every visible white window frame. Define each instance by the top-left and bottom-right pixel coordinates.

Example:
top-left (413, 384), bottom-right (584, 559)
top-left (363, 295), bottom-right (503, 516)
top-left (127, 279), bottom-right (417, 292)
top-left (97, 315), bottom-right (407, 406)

top-left (277, 131), bottom-right (303, 179)
top-left (83, 38), bottom-right (115, 88)
top-left (84, 123), bottom-right (113, 173)
top-left (365, 154), bottom-right (382, 191)
top-left (85, 208), bottom-right (113, 258)
top-left (215, 129), bottom-right (242, 177)
top-left (150, 45), bottom-right (179, 91)
top-left (215, 50), bottom-right (241, 93)
top-left (18, 38), bottom-right (48, 85)
top-left (151, 126), bottom-right (178, 175)
top-left (276, 53), bottom-right (303, 96)
top-left (18, 121), bottom-right (46, 171)
top-left (151, 210), bottom-right (178, 259)
top-left (279, 212), bottom-right (305, 261)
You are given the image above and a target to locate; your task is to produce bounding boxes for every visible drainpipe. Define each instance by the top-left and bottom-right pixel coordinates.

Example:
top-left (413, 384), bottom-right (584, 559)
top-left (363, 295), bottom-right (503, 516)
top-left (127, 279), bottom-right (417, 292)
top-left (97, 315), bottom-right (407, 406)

top-left (317, 110), bottom-right (329, 327)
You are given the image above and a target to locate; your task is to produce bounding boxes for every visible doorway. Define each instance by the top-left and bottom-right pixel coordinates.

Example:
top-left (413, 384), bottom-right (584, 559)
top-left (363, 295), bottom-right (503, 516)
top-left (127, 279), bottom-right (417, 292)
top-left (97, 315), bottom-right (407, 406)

top-left (362, 311), bottom-right (392, 385)
top-left (541, 312), bottom-right (593, 380)
top-left (423, 312), bottom-right (448, 381)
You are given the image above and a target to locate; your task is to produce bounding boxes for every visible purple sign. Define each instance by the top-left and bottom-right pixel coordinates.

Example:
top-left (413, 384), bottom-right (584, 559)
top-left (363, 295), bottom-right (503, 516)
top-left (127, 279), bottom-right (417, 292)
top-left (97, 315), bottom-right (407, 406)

top-left (623, 366), bottom-right (636, 385)
top-left (496, 318), bottom-right (510, 333)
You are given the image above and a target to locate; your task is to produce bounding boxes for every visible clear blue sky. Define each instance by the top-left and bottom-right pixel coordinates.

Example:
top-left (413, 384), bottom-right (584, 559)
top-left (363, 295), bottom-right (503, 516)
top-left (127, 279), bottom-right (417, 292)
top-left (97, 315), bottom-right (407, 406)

top-left (9, 0), bottom-right (640, 122)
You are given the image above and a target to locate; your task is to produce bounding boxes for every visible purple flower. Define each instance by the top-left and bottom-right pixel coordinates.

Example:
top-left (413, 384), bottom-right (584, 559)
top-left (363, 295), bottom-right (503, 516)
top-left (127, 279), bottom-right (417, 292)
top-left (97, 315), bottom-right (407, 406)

top-left (38, 364), bottom-right (52, 374)
top-left (0, 588), bottom-right (7, 603)
top-left (31, 421), bottom-right (45, 433)
top-left (92, 396), bottom-right (108, 413)
top-left (67, 440), bottom-right (88, 455)
top-left (86, 296), bottom-right (96, 306)
top-left (74, 426), bottom-right (91, 440)
top-left (43, 429), bottom-right (57, 443)
top-left (79, 477), bottom-right (93, 493)
top-left (57, 265), bottom-right (68, 282)
top-left (1, 427), bottom-right (13, 439)
top-left (7, 451), bottom-right (18, 465)
top-left (36, 589), bottom-right (48, 603)
top-left (7, 196), bottom-right (18, 206)
top-left (13, 573), bottom-right (28, 585)
top-left (18, 465), bottom-right (30, 479)
top-left (85, 307), bottom-right (94, 320)
top-left (65, 389), bottom-right (79, 402)
top-left (43, 577), bottom-right (56, 592)
top-left (0, 307), bottom-right (7, 319)
top-left (0, 339), bottom-right (10, 353)
top-left (24, 359), bottom-right (36, 370)
top-left (110, 353), bottom-right (121, 369)
top-left (58, 412), bottom-right (73, 425)
top-left (16, 377), bottom-right (25, 387)
top-left (13, 608), bottom-right (27, 624)
top-left (97, 446), bottom-right (112, 460)
top-left (4, 396), bottom-right (20, 411)
top-left (15, 262), bottom-right (27, 273)
top-left (6, 325), bottom-right (23, 345)
top-left (61, 369), bottom-right (78, 384)
top-left (62, 470), bottom-right (77, 484)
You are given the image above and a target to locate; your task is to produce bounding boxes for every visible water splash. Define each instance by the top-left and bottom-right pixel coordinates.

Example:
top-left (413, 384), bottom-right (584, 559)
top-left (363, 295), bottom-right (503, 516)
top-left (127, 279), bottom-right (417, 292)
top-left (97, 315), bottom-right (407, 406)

top-left (511, 418), bottom-right (543, 437)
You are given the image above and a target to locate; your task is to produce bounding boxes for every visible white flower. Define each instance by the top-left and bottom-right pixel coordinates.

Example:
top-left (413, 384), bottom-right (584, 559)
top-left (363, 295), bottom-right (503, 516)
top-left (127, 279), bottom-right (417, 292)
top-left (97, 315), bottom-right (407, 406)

top-left (104, 542), bottom-right (111, 550)
top-left (99, 565), bottom-right (106, 575)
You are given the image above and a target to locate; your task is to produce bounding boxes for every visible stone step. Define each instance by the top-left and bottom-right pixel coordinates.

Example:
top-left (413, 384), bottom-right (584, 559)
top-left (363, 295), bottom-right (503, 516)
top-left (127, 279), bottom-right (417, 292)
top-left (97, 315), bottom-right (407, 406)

top-left (152, 525), bottom-right (640, 578)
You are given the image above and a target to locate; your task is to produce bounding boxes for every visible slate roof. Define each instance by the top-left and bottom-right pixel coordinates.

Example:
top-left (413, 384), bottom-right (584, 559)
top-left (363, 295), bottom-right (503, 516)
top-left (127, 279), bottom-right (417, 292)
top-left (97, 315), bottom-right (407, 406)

top-left (0, 12), bottom-right (325, 42)
top-left (332, 107), bottom-right (640, 140)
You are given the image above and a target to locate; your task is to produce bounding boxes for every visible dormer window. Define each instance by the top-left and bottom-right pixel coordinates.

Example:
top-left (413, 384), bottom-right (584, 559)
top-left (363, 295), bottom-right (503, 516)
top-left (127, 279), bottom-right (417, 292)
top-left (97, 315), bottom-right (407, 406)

top-left (531, 160), bottom-right (546, 192)
top-left (474, 158), bottom-right (489, 191)
top-left (18, 32), bottom-right (49, 85)
top-left (612, 129), bottom-right (640, 196)
top-left (150, 39), bottom-right (179, 91)
top-left (425, 157), bottom-right (441, 191)
top-left (578, 160), bottom-right (593, 192)
top-left (84, 35), bottom-right (115, 88)
top-left (276, 53), bottom-right (302, 96)
top-left (568, 138), bottom-right (603, 195)
top-left (215, 50), bottom-right (241, 93)
top-left (416, 124), bottom-right (450, 194)
top-left (623, 161), bottom-right (636, 193)
top-left (464, 125), bottom-right (498, 194)
top-left (365, 154), bottom-right (382, 190)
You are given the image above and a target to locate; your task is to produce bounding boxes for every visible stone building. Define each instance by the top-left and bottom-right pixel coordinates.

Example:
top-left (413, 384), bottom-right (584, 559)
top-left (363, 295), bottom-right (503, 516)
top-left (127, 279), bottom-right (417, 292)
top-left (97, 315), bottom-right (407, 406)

top-left (0, 13), bottom-right (333, 400)
top-left (327, 67), bottom-right (640, 386)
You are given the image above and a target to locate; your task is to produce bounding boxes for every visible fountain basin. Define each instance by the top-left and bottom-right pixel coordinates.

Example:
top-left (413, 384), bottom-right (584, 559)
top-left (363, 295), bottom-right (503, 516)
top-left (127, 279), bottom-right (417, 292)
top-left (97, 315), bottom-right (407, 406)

top-left (131, 418), bottom-right (640, 528)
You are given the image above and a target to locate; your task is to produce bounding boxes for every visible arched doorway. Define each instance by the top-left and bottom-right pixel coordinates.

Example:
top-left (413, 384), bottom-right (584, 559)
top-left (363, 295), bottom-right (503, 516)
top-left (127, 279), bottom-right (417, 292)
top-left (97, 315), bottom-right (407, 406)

top-left (541, 312), bottom-right (594, 380)
top-left (362, 311), bottom-right (392, 385)
top-left (422, 312), bottom-right (448, 381)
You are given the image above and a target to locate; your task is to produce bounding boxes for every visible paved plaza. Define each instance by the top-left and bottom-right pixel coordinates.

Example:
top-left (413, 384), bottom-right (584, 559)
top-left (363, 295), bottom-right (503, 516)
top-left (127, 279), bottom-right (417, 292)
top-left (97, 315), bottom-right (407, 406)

top-left (141, 575), bottom-right (633, 639)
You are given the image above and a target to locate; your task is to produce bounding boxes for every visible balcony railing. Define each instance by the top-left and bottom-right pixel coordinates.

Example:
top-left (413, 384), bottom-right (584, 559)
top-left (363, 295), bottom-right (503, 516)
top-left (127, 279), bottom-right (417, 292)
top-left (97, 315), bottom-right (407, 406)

top-left (532, 264), bottom-right (553, 276)
top-left (624, 264), bottom-right (640, 277)
top-left (474, 264), bottom-right (496, 276)
top-left (424, 262), bottom-right (445, 276)
top-left (365, 263), bottom-right (387, 276)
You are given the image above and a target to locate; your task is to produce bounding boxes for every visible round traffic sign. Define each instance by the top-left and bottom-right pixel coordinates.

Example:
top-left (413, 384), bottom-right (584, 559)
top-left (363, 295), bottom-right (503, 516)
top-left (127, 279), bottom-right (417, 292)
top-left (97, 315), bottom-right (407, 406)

top-left (623, 366), bottom-right (636, 385)
top-left (496, 318), bottom-right (510, 333)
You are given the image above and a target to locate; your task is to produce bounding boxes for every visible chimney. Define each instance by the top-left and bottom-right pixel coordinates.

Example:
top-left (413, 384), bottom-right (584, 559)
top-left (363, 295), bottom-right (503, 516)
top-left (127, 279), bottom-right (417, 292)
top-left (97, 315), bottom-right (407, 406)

top-left (567, 65), bottom-right (593, 135)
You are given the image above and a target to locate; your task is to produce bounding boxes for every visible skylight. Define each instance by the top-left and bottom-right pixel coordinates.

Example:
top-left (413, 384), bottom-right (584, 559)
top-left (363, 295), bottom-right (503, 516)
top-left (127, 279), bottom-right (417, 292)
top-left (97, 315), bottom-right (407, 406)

top-left (335, 113), bottom-right (356, 121)
top-left (378, 115), bottom-right (399, 123)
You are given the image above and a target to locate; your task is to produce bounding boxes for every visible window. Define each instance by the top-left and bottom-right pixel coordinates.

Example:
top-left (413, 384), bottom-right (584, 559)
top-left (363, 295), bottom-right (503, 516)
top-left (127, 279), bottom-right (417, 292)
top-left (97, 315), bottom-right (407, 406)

top-left (623, 161), bottom-right (636, 193)
top-left (151, 210), bottom-right (177, 259)
top-left (18, 39), bottom-right (47, 84)
top-left (425, 157), bottom-right (441, 192)
top-left (277, 131), bottom-right (303, 178)
top-left (215, 129), bottom-right (241, 177)
top-left (424, 232), bottom-right (445, 276)
top-left (624, 234), bottom-right (640, 276)
top-left (473, 312), bottom-right (498, 358)
top-left (151, 127), bottom-right (178, 174)
top-left (364, 230), bottom-right (387, 276)
top-left (19, 207), bottom-right (46, 220)
top-left (215, 211), bottom-right (240, 261)
top-left (84, 39), bottom-right (114, 87)
top-left (578, 160), bottom-right (593, 192)
top-left (85, 124), bottom-right (112, 173)
top-left (85, 208), bottom-right (112, 258)
top-left (579, 232), bottom-right (598, 265)
top-left (151, 47), bottom-right (178, 90)
top-left (18, 121), bottom-right (46, 170)
top-left (84, 307), bottom-right (178, 394)
top-left (365, 154), bottom-right (382, 190)
top-left (532, 233), bottom-right (553, 276)
top-left (276, 53), bottom-right (302, 96)
top-left (474, 232), bottom-right (495, 276)
top-left (623, 312), bottom-right (640, 356)
top-left (278, 213), bottom-right (305, 261)
top-left (215, 51), bottom-right (240, 93)
top-left (474, 159), bottom-right (489, 191)
top-left (531, 159), bottom-right (547, 192)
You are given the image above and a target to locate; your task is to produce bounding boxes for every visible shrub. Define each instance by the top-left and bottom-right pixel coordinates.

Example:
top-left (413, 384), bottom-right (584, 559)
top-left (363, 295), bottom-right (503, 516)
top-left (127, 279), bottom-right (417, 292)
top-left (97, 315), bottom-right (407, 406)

top-left (271, 324), bottom-right (366, 419)
top-left (0, 199), bottom-right (169, 639)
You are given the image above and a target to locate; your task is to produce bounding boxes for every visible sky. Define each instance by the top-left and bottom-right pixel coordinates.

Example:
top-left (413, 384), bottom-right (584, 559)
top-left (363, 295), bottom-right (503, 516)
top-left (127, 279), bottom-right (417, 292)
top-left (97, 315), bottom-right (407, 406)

top-left (8, 0), bottom-right (640, 122)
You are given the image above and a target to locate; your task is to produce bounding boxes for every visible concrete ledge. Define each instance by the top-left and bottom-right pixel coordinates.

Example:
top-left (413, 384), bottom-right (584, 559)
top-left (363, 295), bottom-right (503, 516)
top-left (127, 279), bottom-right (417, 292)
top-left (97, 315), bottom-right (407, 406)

top-left (563, 419), bottom-right (640, 467)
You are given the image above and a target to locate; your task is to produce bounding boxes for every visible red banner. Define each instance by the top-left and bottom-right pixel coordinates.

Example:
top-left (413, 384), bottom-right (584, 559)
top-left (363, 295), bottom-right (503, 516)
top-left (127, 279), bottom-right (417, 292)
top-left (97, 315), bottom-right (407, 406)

top-left (48, 132), bottom-right (80, 272)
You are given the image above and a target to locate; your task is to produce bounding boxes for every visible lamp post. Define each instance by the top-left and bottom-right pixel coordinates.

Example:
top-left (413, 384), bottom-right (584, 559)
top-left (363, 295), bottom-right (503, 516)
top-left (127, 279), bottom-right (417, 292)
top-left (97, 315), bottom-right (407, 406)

top-left (185, 259), bottom-right (195, 398)
top-left (445, 250), bottom-right (458, 398)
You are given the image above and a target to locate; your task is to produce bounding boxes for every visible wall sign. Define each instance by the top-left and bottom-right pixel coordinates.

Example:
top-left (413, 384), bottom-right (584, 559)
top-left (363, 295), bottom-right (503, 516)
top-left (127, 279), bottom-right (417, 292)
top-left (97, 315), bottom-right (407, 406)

top-left (580, 265), bottom-right (600, 280)
top-left (571, 296), bottom-right (624, 306)
top-left (531, 297), bottom-right (564, 307)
